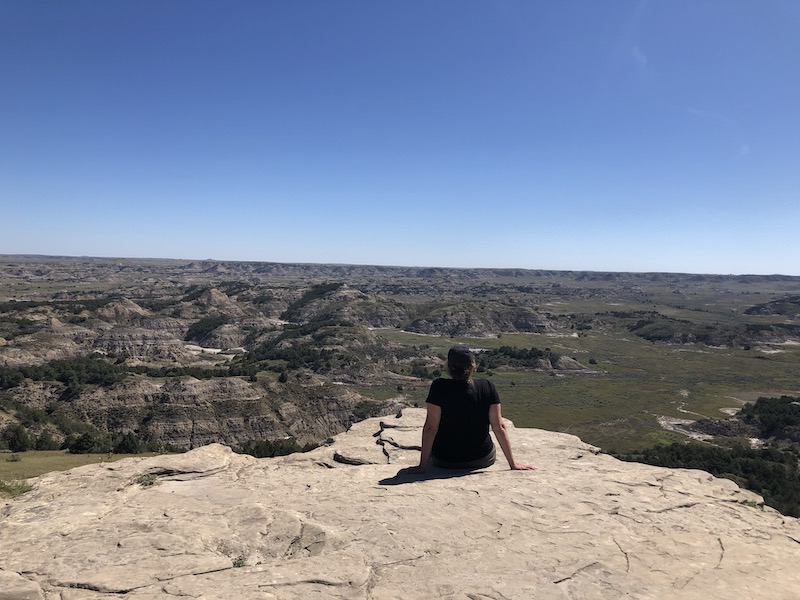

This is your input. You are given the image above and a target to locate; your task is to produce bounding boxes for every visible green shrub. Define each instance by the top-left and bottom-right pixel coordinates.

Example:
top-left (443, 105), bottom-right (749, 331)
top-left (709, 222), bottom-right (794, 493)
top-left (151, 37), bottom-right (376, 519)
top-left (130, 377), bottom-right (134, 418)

top-left (280, 282), bottom-right (343, 321)
top-left (0, 480), bottom-right (32, 498)
top-left (739, 396), bottom-right (800, 440)
top-left (353, 400), bottom-right (386, 420)
top-left (232, 555), bottom-right (247, 568)
top-left (113, 432), bottom-right (142, 454)
top-left (135, 473), bottom-right (158, 487)
top-left (18, 356), bottom-right (127, 388)
top-left (65, 431), bottom-right (113, 454)
top-left (1, 423), bottom-right (32, 452)
top-left (35, 430), bottom-right (60, 451)
top-left (185, 314), bottom-right (230, 342)
top-left (237, 438), bottom-right (317, 458)
top-left (0, 367), bottom-right (24, 390)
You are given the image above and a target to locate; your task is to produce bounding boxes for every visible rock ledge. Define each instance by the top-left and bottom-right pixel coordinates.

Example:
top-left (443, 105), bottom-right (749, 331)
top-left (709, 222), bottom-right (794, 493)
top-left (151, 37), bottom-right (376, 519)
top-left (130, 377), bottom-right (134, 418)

top-left (2, 409), bottom-right (800, 599)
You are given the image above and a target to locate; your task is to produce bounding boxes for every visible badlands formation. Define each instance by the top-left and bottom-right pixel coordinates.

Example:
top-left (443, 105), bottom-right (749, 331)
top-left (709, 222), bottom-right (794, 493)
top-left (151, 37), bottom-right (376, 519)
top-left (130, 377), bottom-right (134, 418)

top-left (2, 409), bottom-right (800, 600)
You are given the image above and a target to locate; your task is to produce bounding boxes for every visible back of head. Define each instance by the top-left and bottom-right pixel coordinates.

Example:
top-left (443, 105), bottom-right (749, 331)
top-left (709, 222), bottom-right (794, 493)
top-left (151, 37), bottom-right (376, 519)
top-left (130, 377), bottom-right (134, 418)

top-left (447, 345), bottom-right (476, 382)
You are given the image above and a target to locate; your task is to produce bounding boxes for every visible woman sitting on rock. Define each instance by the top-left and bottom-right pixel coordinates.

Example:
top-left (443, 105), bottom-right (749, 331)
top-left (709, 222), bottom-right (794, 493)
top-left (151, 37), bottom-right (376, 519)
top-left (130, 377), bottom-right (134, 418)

top-left (401, 345), bottom-right (536, 473)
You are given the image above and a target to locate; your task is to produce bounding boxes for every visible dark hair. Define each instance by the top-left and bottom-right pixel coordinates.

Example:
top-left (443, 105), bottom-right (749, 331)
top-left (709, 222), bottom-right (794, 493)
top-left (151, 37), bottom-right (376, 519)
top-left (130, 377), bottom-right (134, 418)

top-left (447, 345), bottom-right (476, 382)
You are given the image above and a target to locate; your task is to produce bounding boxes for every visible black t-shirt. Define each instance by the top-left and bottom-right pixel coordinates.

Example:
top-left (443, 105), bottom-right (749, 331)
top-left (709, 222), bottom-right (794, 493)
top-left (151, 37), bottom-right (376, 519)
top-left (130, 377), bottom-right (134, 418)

top-left (426, 378), bottom-right (500, 462)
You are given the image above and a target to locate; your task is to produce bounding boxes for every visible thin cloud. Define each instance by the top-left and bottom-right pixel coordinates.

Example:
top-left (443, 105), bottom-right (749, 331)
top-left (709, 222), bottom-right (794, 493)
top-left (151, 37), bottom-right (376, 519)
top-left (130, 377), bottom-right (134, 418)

top-left (631, 45), bottom-right (648, 67)
top-left (686, 106), bottom-right (750, 158)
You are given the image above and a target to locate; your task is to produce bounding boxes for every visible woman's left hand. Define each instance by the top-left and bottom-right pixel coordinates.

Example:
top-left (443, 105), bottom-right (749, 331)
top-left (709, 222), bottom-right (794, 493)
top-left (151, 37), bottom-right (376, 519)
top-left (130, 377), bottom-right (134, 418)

top-left (510, 462), bottom-right (537, 471)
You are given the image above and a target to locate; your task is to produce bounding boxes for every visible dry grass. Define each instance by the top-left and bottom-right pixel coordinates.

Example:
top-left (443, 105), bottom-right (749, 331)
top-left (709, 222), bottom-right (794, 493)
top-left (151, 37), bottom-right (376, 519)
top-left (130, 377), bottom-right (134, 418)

top-left (0, 450), bottom-right (155, 482)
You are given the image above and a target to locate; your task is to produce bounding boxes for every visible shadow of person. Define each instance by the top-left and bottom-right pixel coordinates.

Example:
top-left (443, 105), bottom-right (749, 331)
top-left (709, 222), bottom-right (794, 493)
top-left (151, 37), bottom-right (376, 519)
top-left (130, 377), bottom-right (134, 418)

top-left (379, 467), bottom-right (493, 486)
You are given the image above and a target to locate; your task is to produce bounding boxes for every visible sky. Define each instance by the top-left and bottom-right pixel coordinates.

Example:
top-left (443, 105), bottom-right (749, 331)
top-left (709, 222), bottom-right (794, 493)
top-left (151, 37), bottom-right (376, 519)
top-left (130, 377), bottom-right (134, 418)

top-left (2, 1), bottom-right (799, 275)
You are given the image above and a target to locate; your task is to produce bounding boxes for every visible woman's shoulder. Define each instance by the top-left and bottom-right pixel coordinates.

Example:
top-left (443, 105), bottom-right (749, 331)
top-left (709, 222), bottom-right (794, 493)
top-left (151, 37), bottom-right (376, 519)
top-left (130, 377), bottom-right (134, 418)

top-left (472, 378), bottom-right (495, 390)
top-left (426, 377), bottom-right (457, 406)
top-left (472, 378), bottom-right (500, 401)
top-left (426, 377), bottom-right (451, 394)
top-left (429, 377), bottom-right (461, 392)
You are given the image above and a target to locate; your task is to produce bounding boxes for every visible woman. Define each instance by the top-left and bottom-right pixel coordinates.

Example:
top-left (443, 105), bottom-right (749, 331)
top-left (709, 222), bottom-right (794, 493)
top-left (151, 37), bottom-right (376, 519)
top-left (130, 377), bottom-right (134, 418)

top-left (401, 345), bottom-right (535, 473)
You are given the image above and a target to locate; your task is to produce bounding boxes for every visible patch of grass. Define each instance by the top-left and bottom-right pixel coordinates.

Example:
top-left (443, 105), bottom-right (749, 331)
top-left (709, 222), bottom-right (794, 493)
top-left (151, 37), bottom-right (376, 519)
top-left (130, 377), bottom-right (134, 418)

top-left (232, 555), bottom-right (247, 568)
top-left (0, 479), bottom-right (33, 498)
top-left (135, 473), bottom-right (158, 487)
top-left (377, 327), bottom-right (800, 453)
top-left (0, 450), bottom-right (156, 481)
top-left (496, 367), bottom-right (798, 452)
top-left (642, 429), bottom-right (685, 447)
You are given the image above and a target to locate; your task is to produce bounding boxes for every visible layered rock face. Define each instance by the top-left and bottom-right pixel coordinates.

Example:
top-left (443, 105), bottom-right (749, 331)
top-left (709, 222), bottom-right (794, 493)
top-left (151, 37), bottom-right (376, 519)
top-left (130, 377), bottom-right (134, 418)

top-left (7, 376), bottom-right (395, 450)
top-left (2, 409), bottom-right (800, 599)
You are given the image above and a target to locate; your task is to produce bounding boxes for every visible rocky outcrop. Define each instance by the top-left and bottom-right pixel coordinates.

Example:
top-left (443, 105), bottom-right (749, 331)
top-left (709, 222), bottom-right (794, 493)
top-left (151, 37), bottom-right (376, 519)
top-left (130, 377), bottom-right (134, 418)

top-left (744, 296), bottom-right (800, 318)
top-left (95, 299), bottom-right (153, 324)
top-left (407, 304), bottom-right (552, 337)
top-left (2, 409), bottom-right (799, 599)
top-left (6, 377), bottom-right (399, 449)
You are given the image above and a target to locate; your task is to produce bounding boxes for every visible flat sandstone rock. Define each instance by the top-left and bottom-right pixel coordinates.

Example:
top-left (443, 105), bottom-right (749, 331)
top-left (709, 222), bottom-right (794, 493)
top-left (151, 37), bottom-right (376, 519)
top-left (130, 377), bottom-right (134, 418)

top-left (2, 409), bottom-right (800, 599)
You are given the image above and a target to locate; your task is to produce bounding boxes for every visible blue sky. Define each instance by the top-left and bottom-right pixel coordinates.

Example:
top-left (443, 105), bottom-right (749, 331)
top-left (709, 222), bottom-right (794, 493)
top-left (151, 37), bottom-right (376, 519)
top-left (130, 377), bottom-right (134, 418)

top-left (2, 1), bottom-right (799, 275)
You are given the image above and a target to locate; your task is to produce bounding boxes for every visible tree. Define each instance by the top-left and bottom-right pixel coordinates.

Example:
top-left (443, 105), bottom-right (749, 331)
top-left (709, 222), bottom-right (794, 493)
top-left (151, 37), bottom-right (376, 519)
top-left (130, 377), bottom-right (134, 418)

top-left (0, 366), bottom-right (24, 389)
top-left (2, 423), bottom-right (32, 452)
top-left (35, 430), bottom-right (60, 451)
top-left (114, 431), bottom-right (142, 454)
top-left (65, 431), bottom-right (113, 454)
top-left (113, 432), bottom-right (142, 454)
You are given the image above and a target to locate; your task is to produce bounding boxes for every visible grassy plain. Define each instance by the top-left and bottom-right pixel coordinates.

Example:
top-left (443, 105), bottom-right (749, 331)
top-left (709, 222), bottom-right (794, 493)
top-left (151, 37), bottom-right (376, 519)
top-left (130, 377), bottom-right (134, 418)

top-left (373, 327), bottom-right (800, 453)
top-left (0, 450), bottom-right (156, 482)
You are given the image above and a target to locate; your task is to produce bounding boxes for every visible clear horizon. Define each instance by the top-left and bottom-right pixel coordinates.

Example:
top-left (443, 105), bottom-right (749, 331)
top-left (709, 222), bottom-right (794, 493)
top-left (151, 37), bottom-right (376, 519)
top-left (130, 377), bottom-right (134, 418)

top-left (2, 2), bottom-right (799, 276)
top-left (4, 252), bottom-right (798, 278)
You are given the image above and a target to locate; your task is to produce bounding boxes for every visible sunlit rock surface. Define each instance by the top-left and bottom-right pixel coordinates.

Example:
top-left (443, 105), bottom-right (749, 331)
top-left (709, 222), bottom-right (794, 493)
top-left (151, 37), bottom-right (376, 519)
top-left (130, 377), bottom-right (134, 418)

top-left (2, 408), bottom-right (799, 599)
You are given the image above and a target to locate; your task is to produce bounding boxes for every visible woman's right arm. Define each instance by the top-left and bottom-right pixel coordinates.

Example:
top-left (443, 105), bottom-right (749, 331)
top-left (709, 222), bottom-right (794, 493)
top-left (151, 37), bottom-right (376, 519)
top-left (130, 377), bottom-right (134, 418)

top-left (397, 403), bottom-right (441, 475)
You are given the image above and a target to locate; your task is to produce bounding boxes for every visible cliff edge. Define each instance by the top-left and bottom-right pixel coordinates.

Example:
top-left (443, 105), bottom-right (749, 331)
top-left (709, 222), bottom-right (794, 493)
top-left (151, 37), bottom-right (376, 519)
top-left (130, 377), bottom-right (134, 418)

top-left (2, 409), bottom-right (799, 599)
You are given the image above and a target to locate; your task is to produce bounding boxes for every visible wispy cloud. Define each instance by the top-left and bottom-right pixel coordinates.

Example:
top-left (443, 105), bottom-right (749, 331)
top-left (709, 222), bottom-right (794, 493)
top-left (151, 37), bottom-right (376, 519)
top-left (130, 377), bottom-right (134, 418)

top-left (686, 107), bottom-right (750, 159)
top-left (631, 44), bottom-right (648, 67)
top-left (686, 106), bottom-right (735, 127)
